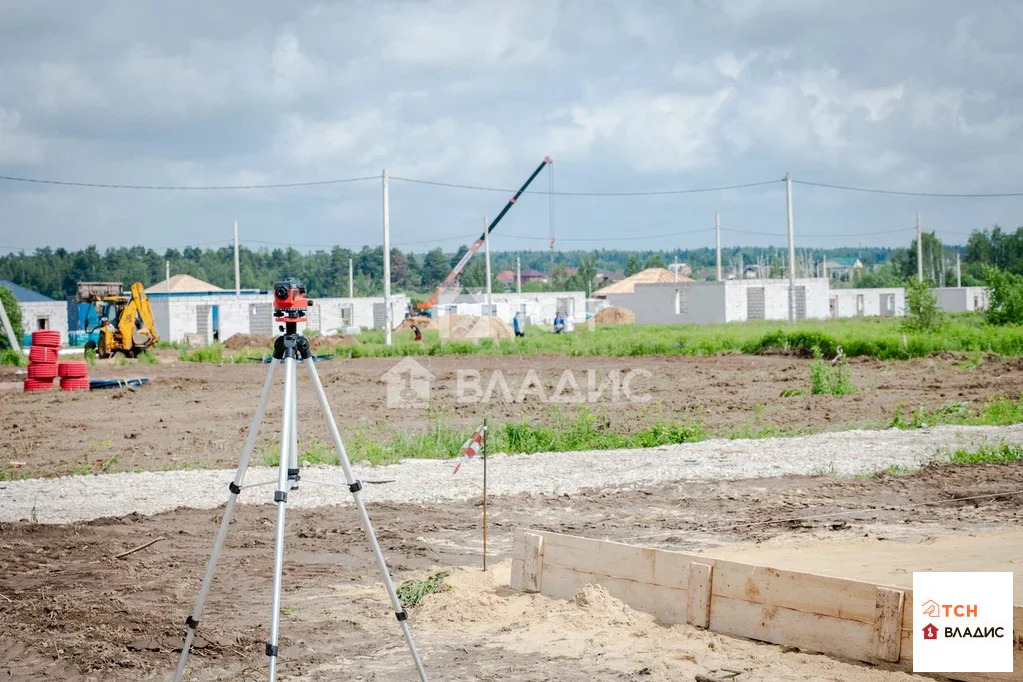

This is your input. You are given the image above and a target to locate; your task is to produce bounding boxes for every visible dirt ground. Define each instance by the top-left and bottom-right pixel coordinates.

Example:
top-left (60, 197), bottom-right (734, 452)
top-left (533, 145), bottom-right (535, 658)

top-left (2, 352), bottom-right (1022, 478)
top-left (0, 461), bottom-right (1019, 680)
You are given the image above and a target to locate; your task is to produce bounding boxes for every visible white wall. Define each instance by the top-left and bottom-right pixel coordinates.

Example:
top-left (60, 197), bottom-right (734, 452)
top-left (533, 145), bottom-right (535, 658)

top-left (21, 301), bottom-right (69, 343)
top-left (829, 288), bottom-right (905, 318)
top-left (935, 287), bottom-right (989, 312)
top-left (312, 295), bottom-right (410, 333)
top-left (606, 279), bottom-right (830, 325)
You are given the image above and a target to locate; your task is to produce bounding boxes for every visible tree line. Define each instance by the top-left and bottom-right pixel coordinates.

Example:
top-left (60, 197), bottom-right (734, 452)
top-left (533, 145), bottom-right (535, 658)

top-left (1, 225), bottom-right (1021, 301)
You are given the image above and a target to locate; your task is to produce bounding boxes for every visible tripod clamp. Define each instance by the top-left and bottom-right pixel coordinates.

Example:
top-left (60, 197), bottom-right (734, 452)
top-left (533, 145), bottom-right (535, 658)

top-left (273, 329), bottom-right (311, 361)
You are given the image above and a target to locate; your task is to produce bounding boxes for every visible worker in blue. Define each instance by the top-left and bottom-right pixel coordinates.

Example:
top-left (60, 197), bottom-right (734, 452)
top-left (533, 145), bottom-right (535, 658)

top-left (513, 312), bottom-right (525, 337)
top-left (553, 312), bottom-right (565, 334)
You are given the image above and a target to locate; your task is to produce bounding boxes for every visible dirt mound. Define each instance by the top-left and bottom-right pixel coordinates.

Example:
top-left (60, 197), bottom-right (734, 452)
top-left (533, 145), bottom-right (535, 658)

top-left (223, 333), bottom-right (275, 350)
top-left (398, 316), bottom-right (435, 332)
top-left (307, 335), bottom-right (339, 351)
top-left (594, 306), bottom-right (636, 325)
top-left (440, 314), bottom-right (513, 341)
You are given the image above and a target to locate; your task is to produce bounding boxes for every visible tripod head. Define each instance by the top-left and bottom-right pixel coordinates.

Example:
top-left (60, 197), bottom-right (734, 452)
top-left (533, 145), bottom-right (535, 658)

top-left (272, 276), bottom-right (312, 360)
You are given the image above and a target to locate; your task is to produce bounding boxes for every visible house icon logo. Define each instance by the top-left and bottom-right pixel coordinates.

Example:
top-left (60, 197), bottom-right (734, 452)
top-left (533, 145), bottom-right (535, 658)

top-left (922, 623), bottom-right (939, 640)
top-left (921, 599), bottom-right (941, 618)
top-left (382, 357), bottom-right (435, 409)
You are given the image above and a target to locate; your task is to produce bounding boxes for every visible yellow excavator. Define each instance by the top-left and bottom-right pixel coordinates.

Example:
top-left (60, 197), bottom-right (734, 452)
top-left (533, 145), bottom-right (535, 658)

top-left (79, 282), bottom-right (160, 358)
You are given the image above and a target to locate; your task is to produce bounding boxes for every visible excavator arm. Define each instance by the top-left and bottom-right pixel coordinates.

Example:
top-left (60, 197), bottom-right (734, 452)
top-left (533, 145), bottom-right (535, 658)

top-left (418, 156), bottom-right (552, 312)
top-left (117, 282), bottom-right (159, 353)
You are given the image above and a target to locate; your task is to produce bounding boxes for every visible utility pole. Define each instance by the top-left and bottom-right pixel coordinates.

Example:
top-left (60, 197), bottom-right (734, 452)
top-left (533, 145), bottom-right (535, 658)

top-left (674, 255), bottom-right (678, 282)
top-left (484, 215), bottom-right (492, 308)
top-left (382, 169), bottom-right (392, 346)
top-left (516, 256), bottom-right (521, 294)
top-left (715, 212), bottom-right (722, 281)
top-left (916, 212), bottom-right (923, 283)
top-left (233, 220), bottom-right (240, 296)
top-left (348, 258), bottom-right (354, 298)
top-left (957, 252), bottom-right (962, 288)
top-left (786, 172), bottom-right (796, 322)
top-left (166, 261), bottom-right (170, 292)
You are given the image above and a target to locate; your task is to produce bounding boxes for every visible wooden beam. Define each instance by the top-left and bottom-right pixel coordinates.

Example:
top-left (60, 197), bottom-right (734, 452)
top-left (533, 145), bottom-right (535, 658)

top-left (512, 531), bottom-right (544, 593)
top-left (686, 562), bottom-right (712, 629)
top-left (872, 587), bottom-right (904, 663)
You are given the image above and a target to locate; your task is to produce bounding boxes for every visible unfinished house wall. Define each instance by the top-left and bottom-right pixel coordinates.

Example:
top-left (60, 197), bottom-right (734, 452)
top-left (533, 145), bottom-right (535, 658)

top-left (935, 287), bottom-right (989, 313)
top-left (606, 282), bottom-right (729, 324)
top-left (20, 301), bottom-right (69, 344)
top-left (830, 288), bottom-right (905, 318)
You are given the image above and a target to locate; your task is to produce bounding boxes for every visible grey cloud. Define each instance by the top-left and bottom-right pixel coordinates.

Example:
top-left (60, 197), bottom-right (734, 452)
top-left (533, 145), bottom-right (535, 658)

top-left (0, 0), bottom-right (1022, 252)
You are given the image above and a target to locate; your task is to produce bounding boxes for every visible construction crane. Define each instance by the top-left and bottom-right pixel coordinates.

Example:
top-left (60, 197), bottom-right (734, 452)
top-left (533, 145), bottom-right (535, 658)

top-left (416, 156), bottom-right (553, 314)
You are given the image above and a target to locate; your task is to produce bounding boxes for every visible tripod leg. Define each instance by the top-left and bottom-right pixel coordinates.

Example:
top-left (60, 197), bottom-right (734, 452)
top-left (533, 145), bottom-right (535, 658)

top-left (172, 358), bottom-right (279, 682)
top-left (288, 366), bottom-right (299, 490)
top-left (266, 356), bottom-right (297, 682)
top-left (304, 360), bottom-right (430, 682)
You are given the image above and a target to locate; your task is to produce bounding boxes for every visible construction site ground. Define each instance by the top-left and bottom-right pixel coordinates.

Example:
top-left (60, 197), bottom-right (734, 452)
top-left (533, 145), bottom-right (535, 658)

top-left (2, 352), bottom-right (1022, 478)
top-left (0, 462), bottom-right (1020, 680)
top-left (1, 352), bottom-right (1021, 680)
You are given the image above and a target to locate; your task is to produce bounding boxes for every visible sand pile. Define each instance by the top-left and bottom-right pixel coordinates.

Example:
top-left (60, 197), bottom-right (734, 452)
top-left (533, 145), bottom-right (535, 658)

top-left (398, 316), bottom-right (435, 332)
top-left (594, 306), bottom-right (636, 324)
top-left (440, 314), bottom-right (513, 341)
top-left (223, 333), bottom-right (275, 350)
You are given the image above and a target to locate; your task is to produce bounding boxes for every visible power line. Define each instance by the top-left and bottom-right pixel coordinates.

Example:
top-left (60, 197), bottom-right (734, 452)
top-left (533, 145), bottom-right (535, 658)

top-left (501, 228), bottom-right (714, 242)
top-left (794, 179), bottom-right (1023, 198)
top-left (0, 174), bottom-right (379, 190)
top-left (390, 176), bottom-right (782, 196)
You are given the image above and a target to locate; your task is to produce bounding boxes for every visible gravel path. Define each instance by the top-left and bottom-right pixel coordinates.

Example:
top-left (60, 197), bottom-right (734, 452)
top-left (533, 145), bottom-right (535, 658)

top-left (3, 424), bottom-right (1022, 524)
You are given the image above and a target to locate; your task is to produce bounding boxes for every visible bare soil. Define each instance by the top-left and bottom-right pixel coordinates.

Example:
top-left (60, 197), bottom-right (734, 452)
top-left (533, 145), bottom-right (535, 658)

top-left (0, 462), bottom-right (1019, 680)
top-left (1, 353), bottom-right (1021, 479)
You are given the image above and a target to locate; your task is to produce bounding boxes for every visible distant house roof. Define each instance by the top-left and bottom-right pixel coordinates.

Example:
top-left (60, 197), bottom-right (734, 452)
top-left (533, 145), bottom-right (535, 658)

top-left (495, 269), bottom-right (515, 284)
top-left (593, 268), bottom-right (693, 297)
top-left (519, 267), bottom-right (546, 280)
top-left (0, 280), bottom-right (55, 302)
top-left (827, 257), bottom-right (863, 268)
top-left (145, 274), bottom-right (223, 293)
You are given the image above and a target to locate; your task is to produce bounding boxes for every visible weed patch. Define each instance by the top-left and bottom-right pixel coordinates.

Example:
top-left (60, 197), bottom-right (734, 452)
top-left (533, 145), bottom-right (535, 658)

top-left (397, 571), bottom-right (450, 610)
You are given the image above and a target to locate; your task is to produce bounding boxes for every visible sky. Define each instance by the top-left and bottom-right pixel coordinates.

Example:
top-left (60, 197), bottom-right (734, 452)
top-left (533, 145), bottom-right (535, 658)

top-left (1, 0), bottom-right (1022, 255)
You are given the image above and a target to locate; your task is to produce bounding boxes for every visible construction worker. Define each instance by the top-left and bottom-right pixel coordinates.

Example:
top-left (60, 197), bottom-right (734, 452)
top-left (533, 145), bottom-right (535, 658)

top-left (553, 312), bottom-right (565, 334)
top-left (410, 324), bottom-right (422, 342)
top-left (513, 312), bottom-right (525, 338)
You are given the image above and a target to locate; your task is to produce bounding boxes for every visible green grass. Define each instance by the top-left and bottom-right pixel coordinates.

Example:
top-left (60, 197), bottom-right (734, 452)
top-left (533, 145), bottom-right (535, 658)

top-left (945, 442), bottom-right (1023, 465)
top-left (138, 350), bottom-right (159, 364)
top-left (0, 348), bottom-right (24, 366)
top-left (259, 408), bottom-right (706, 467)
top-left (169, 314), bottom-right (1023, 362)
top-left (397, 571), bottom-right (450, 610)
top-left (179, 344), bottom-right (225, 363)
top-left (889, 395), bottom-right (1023, 429)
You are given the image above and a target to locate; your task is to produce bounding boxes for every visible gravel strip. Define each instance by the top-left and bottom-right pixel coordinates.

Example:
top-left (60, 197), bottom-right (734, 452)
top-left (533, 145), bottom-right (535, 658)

top-left (3, 424), bottom-right (1022, 524)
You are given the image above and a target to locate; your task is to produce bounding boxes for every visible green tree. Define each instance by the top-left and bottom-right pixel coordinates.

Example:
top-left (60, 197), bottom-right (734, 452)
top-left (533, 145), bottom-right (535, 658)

top-left (902, 278), bottom-right (942, 332)
top-left (644, 253), bottom-right (666, 269)
top-left (983, 266), bottom-right (1023, 325)
top-left (0, 286), bottom-right (24, 349)
top-left (625, 255), bottom-right (641, 276)
top-left (422, 248), bottom-right (450, 286)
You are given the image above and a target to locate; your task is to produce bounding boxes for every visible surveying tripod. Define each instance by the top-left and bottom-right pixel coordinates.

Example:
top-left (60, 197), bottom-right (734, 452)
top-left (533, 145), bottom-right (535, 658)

top-left (172, 278), bottom-right (428, 681)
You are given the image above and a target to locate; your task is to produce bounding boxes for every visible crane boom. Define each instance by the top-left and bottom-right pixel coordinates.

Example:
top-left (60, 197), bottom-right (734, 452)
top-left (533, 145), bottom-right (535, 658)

top-left (418, 156), bottom-right (552, 312)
